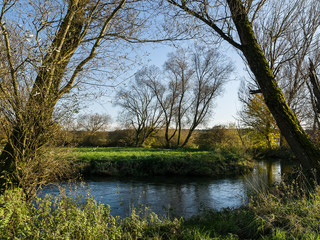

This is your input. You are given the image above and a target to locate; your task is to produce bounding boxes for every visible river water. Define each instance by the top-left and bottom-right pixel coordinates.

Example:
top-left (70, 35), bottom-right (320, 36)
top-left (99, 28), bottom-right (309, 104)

top-left (40, 159), bottom-right (294, 218)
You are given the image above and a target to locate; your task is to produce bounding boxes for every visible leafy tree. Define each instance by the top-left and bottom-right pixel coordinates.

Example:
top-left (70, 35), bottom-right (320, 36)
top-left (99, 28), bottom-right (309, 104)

top-left (238, 86), bottom-right (279, 149)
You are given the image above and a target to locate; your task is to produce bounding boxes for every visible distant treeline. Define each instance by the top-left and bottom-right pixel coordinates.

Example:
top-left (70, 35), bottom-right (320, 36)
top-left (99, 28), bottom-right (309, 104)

top-left (54, 125), bottom-right (290, 152)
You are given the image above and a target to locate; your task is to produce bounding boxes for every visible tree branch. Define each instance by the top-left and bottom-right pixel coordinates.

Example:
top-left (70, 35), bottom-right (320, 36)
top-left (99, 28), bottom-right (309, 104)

top-left (167, 0), bottom-right (243, 50)
top-left (57, 0), bottom-right (127, 99)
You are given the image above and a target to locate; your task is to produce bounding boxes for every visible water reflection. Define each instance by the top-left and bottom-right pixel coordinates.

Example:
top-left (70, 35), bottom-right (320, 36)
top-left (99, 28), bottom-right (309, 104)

top-left (40, 159), bottom-right (294, 218)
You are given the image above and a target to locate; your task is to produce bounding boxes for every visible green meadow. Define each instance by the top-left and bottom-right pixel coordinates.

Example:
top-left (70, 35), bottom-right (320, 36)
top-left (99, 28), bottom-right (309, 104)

top-left (71, 147), bottom-right (253, 177)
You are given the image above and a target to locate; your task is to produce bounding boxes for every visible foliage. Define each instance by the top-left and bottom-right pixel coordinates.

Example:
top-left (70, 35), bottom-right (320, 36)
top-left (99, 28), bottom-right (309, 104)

top-left (182, 208), bottom-right (257, 240)
top-left (106, 129), bottom-right (136, 147)
top-left (59, 129), bottom-right (136, 147)
top-left (72, 147), bottom-right (253, 177)
top-left (0, 188), bottom-right (181, 239)
top-left (1, 140), bottom-right (75, 201)
top-left (238, 91), bottom-right (280, 150)
top-left (195, 125), bottom-right (243, 151)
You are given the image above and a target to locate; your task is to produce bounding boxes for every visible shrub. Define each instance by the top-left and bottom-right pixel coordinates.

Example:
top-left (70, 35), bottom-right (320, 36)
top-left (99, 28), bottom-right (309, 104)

top-left (195, 126), bottom-right (242, 150)
top-left (106, 129), bottom-right (135, 147)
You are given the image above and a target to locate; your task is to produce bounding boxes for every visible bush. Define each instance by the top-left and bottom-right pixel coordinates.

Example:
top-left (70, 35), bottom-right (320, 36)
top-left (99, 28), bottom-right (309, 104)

top-left (105, 129), bottom-right (135, 147)
top-left (195, 126), bottom-right (242, 150)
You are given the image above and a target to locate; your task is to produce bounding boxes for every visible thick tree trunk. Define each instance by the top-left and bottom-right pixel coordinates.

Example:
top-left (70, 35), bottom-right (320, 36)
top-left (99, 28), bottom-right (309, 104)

top-left (0, 1), bottom-right (85, 184)
top-left (227, 0), bottom-right (320, 170)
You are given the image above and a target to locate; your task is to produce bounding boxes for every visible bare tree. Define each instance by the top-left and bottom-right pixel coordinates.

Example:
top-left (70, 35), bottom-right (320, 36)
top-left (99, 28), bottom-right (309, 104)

top-left (77, 113), bottom-right (111, 133)
top-left (142, 65), bottom-right (180, 148)
top-left (0, 0), bottom-right (159, 197)
top-left (128, 45), bottom-right (231, 148)
top-left (164, 48), bottom-right (193, 146)
top-left (116, 71), bottom-right (163, 147)
top-left (166, 0), bottom-right (320, 170)
top-left (182, 45), bottom-right (233, 146)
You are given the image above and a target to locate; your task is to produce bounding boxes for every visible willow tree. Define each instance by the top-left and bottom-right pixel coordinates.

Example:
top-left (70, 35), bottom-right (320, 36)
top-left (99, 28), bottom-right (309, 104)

top-left (0, 0), bottom-right (153, 198)
top-left (116, 69), bottom-right (164, 147)
top-left (167, 0), bottom-right (320, 170)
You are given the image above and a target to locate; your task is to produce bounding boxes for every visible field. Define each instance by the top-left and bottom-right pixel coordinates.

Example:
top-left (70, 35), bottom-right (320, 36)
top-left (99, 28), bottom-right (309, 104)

top-left (71, 147), bottom-right (253, 178)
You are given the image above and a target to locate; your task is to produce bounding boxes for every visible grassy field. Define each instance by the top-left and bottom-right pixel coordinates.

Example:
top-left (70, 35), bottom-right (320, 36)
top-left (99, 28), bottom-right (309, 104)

top-left (71, 147), bottom-right (253, 178)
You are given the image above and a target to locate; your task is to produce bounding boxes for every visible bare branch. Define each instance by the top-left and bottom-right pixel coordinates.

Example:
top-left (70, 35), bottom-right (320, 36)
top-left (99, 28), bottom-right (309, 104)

top-left (167, 0), bottom-right (243, 50)
top-left (57, 0), bottom-right (127, 98)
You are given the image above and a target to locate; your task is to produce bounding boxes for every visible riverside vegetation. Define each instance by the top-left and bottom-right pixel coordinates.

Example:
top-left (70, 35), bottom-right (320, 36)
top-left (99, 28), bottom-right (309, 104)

top-left (2, 177), bottom-right (320, 239)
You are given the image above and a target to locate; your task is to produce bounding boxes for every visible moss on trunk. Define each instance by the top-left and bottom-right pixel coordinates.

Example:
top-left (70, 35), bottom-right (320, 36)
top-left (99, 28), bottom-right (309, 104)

top-left (227, 0), bottom-right (320, 170)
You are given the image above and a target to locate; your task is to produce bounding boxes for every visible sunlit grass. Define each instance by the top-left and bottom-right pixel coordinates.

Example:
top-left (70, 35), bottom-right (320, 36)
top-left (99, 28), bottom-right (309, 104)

top-left (72, 147), bottom-right (213, 162)
top-left (70, 147), bottom-right (253, 177)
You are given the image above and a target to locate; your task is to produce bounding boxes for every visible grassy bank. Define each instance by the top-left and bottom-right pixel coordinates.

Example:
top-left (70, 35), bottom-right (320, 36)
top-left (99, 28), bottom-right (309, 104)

top-left (71, 147), bottom-right (253, 178)
top-left (2, 180), bottom-right (320, 239)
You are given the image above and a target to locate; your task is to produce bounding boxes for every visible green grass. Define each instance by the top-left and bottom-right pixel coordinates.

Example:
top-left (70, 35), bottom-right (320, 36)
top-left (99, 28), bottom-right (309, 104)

top-left (71, 147), bottom-right (253, 178)
top-left (73, 147), bottom-right (219, 161)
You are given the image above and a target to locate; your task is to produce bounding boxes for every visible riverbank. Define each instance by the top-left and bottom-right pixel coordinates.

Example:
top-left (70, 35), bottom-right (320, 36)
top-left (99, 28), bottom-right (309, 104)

top-left (71, 147), bottom-right (253, 178)
top-left (2, 180), bottom-right (320, 239)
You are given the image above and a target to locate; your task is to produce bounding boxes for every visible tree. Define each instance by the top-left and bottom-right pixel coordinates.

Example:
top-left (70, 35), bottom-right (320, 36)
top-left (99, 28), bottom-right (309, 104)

top-left (181, 45), bottom-right (232, 147)
top-left (77, 113), bottom-right (111, 133)
top-left (116, 70), bottom-right (163, 147)
top-left (252, 0), bottom-right (320, 131)
top-left (142, 65), bottom-right (180, 148)
top-left (238, 83), bottom-right (279, 149)
top-left (236, 0), bottom-right (320, 149)
top-left (134, 45), bottom-right (231, 148)
top-left (164, 48), bottom-right (193, 146)
top-left (0, 0), bottom-right (154, 197)
top-left (166, 0), bottom-right (320, 170)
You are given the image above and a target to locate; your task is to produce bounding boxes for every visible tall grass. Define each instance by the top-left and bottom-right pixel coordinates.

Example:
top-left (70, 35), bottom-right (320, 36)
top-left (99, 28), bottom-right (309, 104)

top-left (250, 178), bottom-right (320, 239)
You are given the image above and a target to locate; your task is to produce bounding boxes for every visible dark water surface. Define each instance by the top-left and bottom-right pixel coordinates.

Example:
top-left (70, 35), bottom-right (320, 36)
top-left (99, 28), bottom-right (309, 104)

top-left (40, 159), bottom-right (294, 218)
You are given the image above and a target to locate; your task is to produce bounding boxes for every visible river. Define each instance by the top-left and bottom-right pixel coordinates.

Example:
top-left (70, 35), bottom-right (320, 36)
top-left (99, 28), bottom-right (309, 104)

top-left (40, 159), bottom-right (294, 219)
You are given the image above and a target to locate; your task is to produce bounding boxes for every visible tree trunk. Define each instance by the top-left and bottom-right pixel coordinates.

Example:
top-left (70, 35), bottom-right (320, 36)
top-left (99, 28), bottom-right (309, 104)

top-left (0, 1), bottom-right (85, 182)
top-left (181, 126), bottom-right (195, 148)
top-left (309, 60), bottom-right (320, 113)
top-left (227, 0), bottom-right (320, 170)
